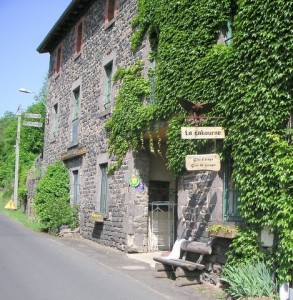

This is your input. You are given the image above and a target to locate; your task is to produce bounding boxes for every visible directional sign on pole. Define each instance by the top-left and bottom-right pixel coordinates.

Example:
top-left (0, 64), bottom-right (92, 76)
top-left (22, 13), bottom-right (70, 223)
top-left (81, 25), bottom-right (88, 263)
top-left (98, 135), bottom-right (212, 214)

top-left (23, 121), bottom-right (43, 128)
top-left (25, 113), bottom-right (41, 119)
top-left (185, 154), bottom-right (221, 171)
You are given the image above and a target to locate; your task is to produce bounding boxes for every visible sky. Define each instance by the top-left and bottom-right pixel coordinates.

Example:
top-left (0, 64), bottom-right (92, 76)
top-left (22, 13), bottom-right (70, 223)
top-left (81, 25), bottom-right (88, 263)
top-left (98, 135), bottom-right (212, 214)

top-left (0, 0), bottom-right (72, 118)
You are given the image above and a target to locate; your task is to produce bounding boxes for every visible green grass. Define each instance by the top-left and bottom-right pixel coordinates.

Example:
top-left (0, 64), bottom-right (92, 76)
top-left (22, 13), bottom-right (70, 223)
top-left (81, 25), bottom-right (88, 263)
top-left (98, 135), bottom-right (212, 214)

top-left (0, 191), bottom-right (42, 232)
top-left (193, 283), bottom-right (228, 300)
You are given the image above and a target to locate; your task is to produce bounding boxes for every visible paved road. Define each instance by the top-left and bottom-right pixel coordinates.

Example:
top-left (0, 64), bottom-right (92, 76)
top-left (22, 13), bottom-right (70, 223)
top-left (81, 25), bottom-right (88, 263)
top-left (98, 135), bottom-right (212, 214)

top-left (0, 213), bottom-right (216, 300)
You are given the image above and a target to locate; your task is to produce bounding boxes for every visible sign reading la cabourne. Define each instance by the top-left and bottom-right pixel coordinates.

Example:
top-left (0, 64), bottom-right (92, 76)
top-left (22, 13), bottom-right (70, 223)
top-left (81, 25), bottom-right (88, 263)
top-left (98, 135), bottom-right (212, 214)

top-left (185, 154), bottom-right (220, 171)
top-left (181, 127), bottom-right (225, 139)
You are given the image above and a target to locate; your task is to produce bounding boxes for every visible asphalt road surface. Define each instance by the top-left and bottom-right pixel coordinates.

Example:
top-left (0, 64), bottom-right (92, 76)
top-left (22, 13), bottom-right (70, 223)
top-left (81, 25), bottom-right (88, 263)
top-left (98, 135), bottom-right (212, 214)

top-left (0, 213), bottom-right (216, 300)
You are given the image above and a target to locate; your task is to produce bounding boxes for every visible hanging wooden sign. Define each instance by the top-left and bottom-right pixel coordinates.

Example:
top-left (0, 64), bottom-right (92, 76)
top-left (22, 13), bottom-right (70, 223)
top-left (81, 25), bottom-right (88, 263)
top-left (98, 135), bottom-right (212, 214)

top-left (181, 127), bottom-right (225, 139)
top-left (185, 154), bottom-right (220, 171)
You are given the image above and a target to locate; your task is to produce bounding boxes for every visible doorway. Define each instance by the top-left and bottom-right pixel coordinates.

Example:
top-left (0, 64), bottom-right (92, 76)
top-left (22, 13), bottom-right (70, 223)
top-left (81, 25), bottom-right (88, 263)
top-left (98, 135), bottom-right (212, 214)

top-left (148, 180), bottom-right (176, 251)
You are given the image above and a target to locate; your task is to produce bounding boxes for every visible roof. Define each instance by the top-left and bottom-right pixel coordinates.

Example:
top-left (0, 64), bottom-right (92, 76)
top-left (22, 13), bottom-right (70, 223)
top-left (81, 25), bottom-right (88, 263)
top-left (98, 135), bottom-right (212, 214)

top-left (37, 0), bottom-right (96, 53)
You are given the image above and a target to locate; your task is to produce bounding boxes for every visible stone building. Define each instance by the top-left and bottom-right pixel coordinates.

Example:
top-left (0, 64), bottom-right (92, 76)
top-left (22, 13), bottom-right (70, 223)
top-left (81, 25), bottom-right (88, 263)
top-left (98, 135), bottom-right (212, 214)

top-left (37, 0), bottom-right (238, 256)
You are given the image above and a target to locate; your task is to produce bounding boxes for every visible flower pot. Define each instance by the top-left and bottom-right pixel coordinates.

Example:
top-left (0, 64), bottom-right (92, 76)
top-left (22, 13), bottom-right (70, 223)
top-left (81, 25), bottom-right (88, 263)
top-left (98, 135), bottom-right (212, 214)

top-left (208, 228), bottom-right (237, 239)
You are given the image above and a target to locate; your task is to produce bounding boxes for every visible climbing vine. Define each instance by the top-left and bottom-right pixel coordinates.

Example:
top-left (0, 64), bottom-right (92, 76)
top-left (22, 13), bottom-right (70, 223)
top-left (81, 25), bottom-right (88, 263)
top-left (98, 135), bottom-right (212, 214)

top-left (106, 0), bottom-right (293, 282)
top-left (105, 62), bottom-right (154, 172)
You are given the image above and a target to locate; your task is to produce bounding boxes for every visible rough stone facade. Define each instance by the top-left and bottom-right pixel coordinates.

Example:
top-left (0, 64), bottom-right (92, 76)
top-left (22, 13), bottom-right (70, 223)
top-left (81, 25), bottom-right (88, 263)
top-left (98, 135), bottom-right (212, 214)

top-left (38, 0), bottom-right (233, 258)
top-left (42, 0), bottom-right (153, 252)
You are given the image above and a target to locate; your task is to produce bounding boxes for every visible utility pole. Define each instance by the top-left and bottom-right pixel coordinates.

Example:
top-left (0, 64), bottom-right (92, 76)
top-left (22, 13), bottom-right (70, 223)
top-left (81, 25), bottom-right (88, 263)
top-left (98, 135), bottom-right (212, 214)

top-left (13, 106), bottom-right (22, 209)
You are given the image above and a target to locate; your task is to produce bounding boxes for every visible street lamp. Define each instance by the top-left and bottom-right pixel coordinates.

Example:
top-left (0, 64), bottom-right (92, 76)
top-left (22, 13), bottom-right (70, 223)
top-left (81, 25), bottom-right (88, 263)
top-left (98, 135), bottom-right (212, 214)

top-left (18, 88), bottom-right (48, 109)
top-left (19, 87), bottom-right (49, 124)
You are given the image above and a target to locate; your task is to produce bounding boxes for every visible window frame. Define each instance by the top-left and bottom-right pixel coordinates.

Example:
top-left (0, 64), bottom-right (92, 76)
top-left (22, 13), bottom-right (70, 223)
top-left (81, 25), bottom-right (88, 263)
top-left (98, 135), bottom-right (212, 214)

top-left (149, 59), bottom-right (156, 104)
top-left (72, 169), bottom-right (79, 205)
top-left (99, 163), bottom-right (108, 213)
top-left (225, 18), bottom-right (233, 45)
top-left (105, 0), bottom-right (118, 26)
top-left (70, 86), bottom-right (80, 145)
top-left (55, 44), bottom-right (62, 74)
top-left (104, 61), bottom-right (113, 110)
top-left (75, 19), bottom-right (84, 55)
top-left (51, 102), bottom-right (59, 139)
top-left (223, 159), bottom-right (241, 222)
top-left (98, 53), bottom-right (116, 117)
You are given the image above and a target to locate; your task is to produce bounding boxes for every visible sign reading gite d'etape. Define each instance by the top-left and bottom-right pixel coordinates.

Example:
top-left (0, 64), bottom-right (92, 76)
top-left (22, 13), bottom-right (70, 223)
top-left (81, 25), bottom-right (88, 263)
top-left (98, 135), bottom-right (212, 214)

top-left (181, 127), bottom-right (225, 139)
top-left (23, 121), bottom-right (42, 128)
top-left (186, 154), bottom-right (220, 171)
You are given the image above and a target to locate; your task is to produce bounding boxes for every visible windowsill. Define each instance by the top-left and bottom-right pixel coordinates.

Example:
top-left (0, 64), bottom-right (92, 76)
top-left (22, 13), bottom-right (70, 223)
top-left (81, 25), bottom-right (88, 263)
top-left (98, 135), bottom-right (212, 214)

top-left (73, 50), bottom-right (82, 61)
top-left (104, 17), bottom-right (116, 30)
top-left (67, 141), bottom-right (79, 149)
top-left (98, 107), bottom-right (112, 118)
top-left (53, 72), bottom-right (61, 80)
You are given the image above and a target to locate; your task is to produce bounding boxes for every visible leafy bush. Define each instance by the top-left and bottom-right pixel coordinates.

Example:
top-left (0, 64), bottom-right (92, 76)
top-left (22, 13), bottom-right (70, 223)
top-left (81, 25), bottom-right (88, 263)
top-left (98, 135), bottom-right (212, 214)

top-left (221, 260), bottom-right (277, 299)
top-left (34, 161), bottom-right (78, 233)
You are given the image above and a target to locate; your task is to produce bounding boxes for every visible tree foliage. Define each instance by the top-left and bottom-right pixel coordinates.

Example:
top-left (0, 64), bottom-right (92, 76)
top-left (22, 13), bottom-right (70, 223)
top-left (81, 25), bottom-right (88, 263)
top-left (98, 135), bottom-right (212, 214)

top-left (34, 161), bottom-right (78, 233)
top-left (0, 84), bottom-right (46, 203)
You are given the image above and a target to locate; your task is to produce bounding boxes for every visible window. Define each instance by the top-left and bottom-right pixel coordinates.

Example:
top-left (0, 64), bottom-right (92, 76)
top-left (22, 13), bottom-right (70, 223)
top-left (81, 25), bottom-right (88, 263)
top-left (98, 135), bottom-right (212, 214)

top-left (55, 46), bottom-right (62, 73)
top-left (75, 21), bottom-right (83, 54)
top-left (71, 87), bottom-right (80, 144)
top-left (51, 103), bottom-right (59, 138)
top-left (72, 170), bottom-right (79, 205)
top-left (104, 61), bottom-right (113, 109)
top-left (100, 163), bottom-right (108, 213)
top-left (225, 18), bottom-right (233, 45)
top-left (286, 112), bottom-right (293, 144)
top-left (105, 0), bottom-right (117, 25)
top-left (149, 59), bottom-right (156, 104)
top-left (223, 160), bottom-right (241, 221)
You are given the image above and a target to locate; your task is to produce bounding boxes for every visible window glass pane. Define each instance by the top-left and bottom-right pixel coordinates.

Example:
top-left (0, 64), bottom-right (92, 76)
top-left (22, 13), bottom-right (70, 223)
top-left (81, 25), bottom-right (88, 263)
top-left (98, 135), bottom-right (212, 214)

top-left (76, 22), bottom-right (83, 53)
top-left (107, 0), bottom-right (116, 22)
top-left (225, 18), bottom-right (233, 45)
top-left (100, 163), bottom-right (108, 213)
top-left (150, 60), bottom-right (156, 103)
top-left (56, 47), bottom-right (62, 73)
top-left (223, 160), bottom-right (241, 221)
top-left (104, 62), bottom-right (113, 109)
top-left (71, 87), bottom-right (80, 143)
top-left (73, 170), bottom-right (79, 205)
top-left (52, 103), bottom-right (58, 136)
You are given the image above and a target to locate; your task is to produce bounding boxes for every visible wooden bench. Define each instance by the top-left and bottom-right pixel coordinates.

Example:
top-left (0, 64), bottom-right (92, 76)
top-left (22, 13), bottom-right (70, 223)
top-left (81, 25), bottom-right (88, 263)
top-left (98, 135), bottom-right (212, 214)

top-left (153, 240), bottom-right (212, 286)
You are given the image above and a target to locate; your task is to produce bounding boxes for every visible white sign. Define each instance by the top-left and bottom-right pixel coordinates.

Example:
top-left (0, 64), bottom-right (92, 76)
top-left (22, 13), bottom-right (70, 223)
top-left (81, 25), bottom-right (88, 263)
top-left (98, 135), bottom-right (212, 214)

top-left (25, 113), bottom-right (41, 119)
top-left (181, 127), bottom-right (225, 139)
top-left (23, 121), bottom-right (43, 128)
top-left (185, 154), bottom-right (220, 171)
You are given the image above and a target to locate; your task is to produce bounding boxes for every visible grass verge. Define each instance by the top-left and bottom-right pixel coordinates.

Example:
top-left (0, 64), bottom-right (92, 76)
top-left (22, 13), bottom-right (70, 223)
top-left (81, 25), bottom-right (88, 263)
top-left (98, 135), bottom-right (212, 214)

top-left (0, 192), bottom-right (42, 232)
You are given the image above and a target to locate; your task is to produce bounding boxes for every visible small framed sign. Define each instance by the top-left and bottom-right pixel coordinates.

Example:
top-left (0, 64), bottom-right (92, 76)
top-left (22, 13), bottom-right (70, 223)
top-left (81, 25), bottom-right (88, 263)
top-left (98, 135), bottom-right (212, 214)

top-left (185, 154), bottom-right (220, 171)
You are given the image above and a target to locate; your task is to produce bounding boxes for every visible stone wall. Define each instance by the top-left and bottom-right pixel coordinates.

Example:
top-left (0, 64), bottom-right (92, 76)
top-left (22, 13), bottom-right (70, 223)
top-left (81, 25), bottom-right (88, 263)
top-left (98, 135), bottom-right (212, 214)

top-left (26, 154), bottom-right (43, 219)
top-left (177, 171), bottom-right (224, 241)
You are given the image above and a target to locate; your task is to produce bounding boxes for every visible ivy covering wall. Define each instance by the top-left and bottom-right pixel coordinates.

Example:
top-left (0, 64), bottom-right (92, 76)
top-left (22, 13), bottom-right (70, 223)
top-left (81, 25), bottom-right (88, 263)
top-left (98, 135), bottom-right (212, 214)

top-left (106, 0), bottom-right (292, 282)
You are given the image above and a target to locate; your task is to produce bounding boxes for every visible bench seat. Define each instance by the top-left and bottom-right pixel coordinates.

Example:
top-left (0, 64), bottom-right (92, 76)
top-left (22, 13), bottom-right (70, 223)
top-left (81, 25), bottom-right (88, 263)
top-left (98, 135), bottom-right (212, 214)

top-left (153, 257), bottom-right (205, 271)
